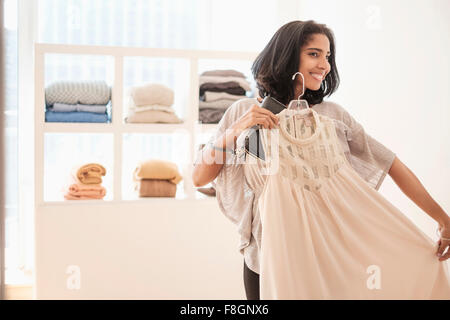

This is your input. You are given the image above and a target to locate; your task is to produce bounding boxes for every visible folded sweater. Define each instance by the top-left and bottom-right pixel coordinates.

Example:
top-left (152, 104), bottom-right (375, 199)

top-left (45, 80), bottom-right (111, 106)
top-left (202, 91), bottom-right (248, 102)
top-left (45, 110), bottom-right (110, 123)
top-left (199, 83), bottom-right (246, 96)
top-left (133, 159), bottom-right (182, 184)
top-left (135, 179), bottom-right (177, 197)
top-left (71, 163), bottom-right (106, 184)
top-left (64, 182), bottom-right (106, 200)
top-left (199, 76), bottom-right (251, 92)
top-left (125, 109), bottom-right (183, 124)
top-left (199, 108), bottom-right (226, 124)
top-left (126, 95), bottom-right (175, 114)
top-left (52, 103), bottom-right (108, 114)
top-left (200, 69), bottom-right (246, 78)
top-left (64, 193), bottom-right (105, 200)
top-left (199, 99), bottom-right (236, 110)
top-left (129, 83), bottom-right (174, 107)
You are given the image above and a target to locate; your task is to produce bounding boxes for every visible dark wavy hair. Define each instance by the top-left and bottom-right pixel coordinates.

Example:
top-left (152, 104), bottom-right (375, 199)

top-left (251, 20), bottom-right (340, 106)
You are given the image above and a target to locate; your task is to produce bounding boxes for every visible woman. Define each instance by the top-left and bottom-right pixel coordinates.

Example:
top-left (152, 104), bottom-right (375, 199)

top-left (192, 20), bottom-right (450, 299)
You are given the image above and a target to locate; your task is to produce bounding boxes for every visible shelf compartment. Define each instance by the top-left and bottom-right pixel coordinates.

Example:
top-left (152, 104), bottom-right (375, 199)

top-left (43, 133), bottom-right (114, 202)
top-left (121, 132), bottom-right (190, 200)
top-left (123, 56), bottom-right (190, 123)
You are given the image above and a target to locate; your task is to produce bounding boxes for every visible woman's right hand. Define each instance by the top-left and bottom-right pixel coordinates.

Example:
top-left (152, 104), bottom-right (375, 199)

top-left (229, 102), bottom-right (279, 136)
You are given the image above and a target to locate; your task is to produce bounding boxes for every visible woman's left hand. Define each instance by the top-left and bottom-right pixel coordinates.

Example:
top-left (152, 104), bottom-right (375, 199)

top-left (437, 221), bottom-right (450, 261)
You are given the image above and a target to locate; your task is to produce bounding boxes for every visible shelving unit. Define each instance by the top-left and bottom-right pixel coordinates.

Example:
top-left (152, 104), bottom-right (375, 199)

top-left (33, 43), bottom-right (259, 299)
top-left (34, 43), bottom-right (258, 205)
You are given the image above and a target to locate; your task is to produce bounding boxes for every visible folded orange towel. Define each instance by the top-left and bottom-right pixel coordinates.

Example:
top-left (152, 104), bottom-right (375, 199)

top-left (133, 159), bottom-right (182, 184)
top-left (63, 173), bottom-right (107, 200)
top-left (71, 163), bottom-right (106, 184)
top-left (65, 182), bottom-right (106, 198)
top-left (64, 192), bottom-right (105, 200)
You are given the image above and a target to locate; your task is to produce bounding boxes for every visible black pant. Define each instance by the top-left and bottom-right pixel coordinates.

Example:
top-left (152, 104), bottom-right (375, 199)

top-left (243, 260), bottom-right (260, 300)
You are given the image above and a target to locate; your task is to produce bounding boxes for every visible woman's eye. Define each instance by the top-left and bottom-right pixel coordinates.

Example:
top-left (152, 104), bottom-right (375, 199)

top-left (309, 52), bottom-right (330, 60)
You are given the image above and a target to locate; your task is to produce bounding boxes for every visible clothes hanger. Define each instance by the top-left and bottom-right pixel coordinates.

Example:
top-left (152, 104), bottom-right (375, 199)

top-left (286, 72), bottom-right (315, 138)
top-left (288, 71), bottom-right (310, 113)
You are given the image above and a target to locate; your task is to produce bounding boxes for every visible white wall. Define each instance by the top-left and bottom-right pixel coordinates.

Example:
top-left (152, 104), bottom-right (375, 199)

top-left (276, 0), bottom-right (450, 239)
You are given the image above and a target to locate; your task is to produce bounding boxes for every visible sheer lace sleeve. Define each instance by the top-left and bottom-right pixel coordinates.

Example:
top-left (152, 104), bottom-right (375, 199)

top-left (342, 109), bottom-right (396, 190)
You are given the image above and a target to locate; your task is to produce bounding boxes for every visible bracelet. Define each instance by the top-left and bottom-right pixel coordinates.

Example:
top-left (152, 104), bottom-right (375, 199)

top-left (436, 228), bottom-right (450, 241)
top-left (207, 141), bottom-right (236, 155)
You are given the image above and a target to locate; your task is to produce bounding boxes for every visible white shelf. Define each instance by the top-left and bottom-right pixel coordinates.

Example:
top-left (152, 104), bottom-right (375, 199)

top-left (120, 123), bottom-right (189, 133)
top-left (42, 122), bottom-right (217, 134)
top-left (42, 122), bottom-right (114, 133)
top-left (42, 122), bottom-right (191, 134)
top-left (38, 197), bottom-right (217, 207)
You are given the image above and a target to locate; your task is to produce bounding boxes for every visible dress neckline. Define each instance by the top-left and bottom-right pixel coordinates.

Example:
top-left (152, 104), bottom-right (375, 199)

top-left (277, 108), bottom-right (323, 145)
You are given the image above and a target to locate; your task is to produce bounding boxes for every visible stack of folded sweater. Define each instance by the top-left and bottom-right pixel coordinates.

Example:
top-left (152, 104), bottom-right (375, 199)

top-left (125, 83), bottom-right (182, 123)
top-left (63, 163), bottom-right (107, 200)
top-left (199, 69), bottom-right (252, 124)
top-left (45, 80), bottom-right (111, 123)
top-left (133, 159), bottom-right (183, 197)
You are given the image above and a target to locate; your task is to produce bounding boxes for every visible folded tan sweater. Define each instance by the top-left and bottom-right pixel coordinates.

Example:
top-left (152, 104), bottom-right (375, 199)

top-left (125, 108), bottom-right (182, 124)
top-left (71, 163), bottom-right (106, 184)
top-left (133, 159), bottom-right (182, 185)
top-left (129, 83), bottom-right (174, 107)
top-left (135, 179), bottom-right (177, 197)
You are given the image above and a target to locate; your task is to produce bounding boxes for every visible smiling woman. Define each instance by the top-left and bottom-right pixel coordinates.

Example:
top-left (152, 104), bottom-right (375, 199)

top-left (200, 19), bottom-right (450, 300)
top-left (251, 20), bottom-right (340, 106)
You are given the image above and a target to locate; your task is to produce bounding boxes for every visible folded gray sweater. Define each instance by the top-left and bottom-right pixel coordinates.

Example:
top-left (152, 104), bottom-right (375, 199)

top-left (45, 80), bottom-right (111, 106)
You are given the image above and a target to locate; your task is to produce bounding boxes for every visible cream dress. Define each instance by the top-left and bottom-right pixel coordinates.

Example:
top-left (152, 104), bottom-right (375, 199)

top-left (243, 107), bottom-right (450, 300)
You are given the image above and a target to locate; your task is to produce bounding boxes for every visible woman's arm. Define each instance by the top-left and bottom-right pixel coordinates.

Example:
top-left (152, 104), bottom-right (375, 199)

top-left (388, 156), bottom-right (450, 260)
top-left (388, 156), bottom-right (449, 226)
top-left (192, 103), bottom-right (279, 187)
top-left (192, 130), bottom-right (238, 187)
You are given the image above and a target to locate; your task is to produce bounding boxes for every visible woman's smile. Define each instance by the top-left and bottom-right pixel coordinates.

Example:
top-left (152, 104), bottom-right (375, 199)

top-left (310, 72), bottom-right (325, 82)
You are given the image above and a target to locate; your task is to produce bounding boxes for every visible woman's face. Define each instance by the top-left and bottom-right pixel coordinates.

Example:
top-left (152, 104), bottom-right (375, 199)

top-left (295, 33), bottom-right (331, 96)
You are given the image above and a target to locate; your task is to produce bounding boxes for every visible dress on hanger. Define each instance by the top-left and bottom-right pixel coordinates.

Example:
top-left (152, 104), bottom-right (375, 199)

top-left (242, 108), bottom-right (450, 299)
